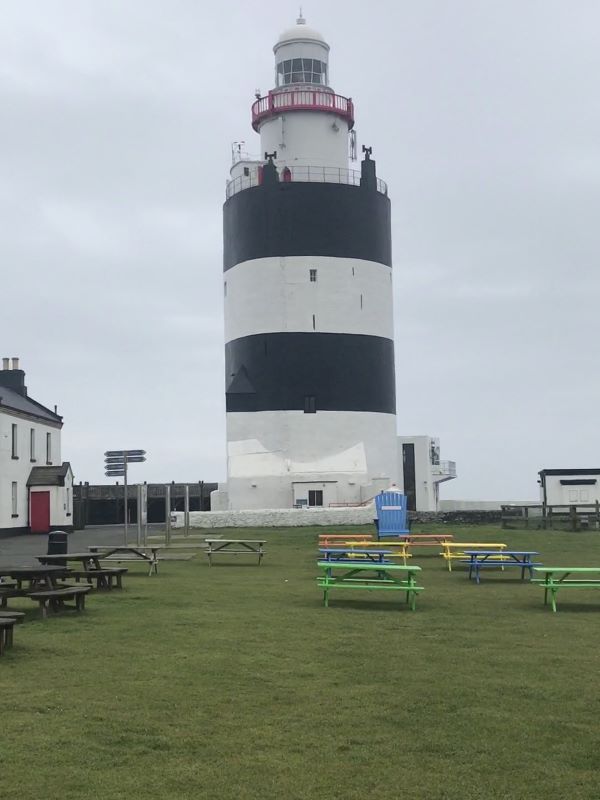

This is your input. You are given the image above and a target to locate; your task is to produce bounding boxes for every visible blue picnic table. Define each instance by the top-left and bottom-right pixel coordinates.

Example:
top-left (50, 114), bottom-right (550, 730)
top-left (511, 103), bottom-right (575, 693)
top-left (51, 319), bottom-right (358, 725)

top-left (462, 550), bottom-right (541, 584)
top-left (318, 548), bottom-right (393, 564)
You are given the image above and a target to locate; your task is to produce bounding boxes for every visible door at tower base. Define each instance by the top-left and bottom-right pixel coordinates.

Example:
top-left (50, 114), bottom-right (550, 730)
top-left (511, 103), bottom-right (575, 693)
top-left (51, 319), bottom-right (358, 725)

top-left (226, 410), bottom-right (398, 510)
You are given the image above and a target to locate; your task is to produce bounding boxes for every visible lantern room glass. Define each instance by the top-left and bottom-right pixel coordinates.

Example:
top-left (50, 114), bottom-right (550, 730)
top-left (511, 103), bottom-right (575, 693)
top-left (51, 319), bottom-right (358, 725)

top-left (276, 58), bottom-right (328, 87)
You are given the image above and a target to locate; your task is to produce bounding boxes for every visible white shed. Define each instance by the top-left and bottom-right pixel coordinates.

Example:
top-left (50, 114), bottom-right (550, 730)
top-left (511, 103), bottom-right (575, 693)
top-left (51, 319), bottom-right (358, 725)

top-left (538, 469), bottom-right (600, 507)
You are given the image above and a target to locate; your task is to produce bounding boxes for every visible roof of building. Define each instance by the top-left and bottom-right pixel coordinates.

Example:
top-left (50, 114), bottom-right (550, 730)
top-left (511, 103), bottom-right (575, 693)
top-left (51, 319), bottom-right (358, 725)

top-left (0, 384), bottom-right (62, 424)
top-left (27, 462), bottom-right (72, 487)
top-left (539, 468), bottom-right (600, 476)
top-left (276, 17), bottom-right (327, 47)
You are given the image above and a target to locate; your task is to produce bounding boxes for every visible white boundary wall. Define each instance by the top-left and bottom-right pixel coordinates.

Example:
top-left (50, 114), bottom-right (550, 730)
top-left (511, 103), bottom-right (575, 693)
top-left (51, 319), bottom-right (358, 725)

top-left (172, 506), bottom-right (374, 529)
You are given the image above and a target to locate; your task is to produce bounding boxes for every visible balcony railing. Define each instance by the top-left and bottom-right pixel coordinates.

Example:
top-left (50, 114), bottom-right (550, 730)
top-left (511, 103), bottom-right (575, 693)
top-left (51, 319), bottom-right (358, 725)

top-left (432, 460), bottom-right (457, 479)
top-left (252, 90), bottom-right (355, 131)
top-left (226, 165), bottom-right (388, 199)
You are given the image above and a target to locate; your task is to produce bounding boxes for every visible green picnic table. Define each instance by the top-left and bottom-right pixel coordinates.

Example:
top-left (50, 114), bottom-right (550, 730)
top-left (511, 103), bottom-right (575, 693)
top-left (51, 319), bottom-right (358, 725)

top-left (532, 567), bottom-right (600, 612)
top-left (317, 561), bottom-right (423, 610)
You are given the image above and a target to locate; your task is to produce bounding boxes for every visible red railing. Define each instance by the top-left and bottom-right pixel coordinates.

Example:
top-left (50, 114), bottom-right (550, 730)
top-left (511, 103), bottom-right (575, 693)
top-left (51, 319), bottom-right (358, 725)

top-left (252, 90), bottom-right (355, 131)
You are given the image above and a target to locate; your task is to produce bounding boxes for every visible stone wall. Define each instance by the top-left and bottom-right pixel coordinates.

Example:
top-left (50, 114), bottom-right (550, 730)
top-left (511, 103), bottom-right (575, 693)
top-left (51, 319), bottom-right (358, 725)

top-left (171, 507), bottom-right (504, 529)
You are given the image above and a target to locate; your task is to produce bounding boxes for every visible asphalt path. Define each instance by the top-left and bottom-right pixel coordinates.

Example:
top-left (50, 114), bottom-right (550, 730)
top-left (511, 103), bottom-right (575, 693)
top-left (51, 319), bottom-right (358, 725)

top-left (0, 524), bottom-right (166, 566)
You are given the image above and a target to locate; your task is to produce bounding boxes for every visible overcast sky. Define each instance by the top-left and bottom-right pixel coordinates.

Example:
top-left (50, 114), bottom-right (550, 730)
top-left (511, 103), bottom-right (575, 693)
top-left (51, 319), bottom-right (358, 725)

top-left (1, 0), bottom-right (599, 499)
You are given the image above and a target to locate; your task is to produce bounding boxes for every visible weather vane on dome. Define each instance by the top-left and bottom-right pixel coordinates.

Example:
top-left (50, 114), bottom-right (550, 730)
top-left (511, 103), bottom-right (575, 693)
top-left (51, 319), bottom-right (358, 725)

top-left (297, 7), bottom-right (305, 24)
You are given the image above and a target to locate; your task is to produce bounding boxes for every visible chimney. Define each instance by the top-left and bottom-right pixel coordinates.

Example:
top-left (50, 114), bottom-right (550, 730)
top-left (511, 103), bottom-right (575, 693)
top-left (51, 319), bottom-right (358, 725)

top-left (0, 357), bottom-right (27, 397)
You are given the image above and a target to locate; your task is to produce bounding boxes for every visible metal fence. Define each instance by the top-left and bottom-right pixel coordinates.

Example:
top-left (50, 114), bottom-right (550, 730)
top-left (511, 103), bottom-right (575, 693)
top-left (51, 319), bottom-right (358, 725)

top-left (226, 165), bottom-right (388, 199)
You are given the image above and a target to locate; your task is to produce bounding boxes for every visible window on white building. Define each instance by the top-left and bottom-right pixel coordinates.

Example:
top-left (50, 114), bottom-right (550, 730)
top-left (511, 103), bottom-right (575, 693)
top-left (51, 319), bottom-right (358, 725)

top-left (308, 489), bottom-right (323, 507)
top-left (30, 428), bottom-right (36, 461)
top-left (11, 482), bottom-right (17, 516)
top-left (11, 423), bottom-right (18, 459)
top-left (46, 432), bottom-right (52, 465)
top-left (66, 487), bottom-right (71, 515)
top-left (309, 269), bottom-right (317, 282)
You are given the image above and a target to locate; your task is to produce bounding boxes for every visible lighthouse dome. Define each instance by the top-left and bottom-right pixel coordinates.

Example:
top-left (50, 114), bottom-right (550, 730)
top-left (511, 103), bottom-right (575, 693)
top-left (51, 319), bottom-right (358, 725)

top-left (273, 16), bottom-right (330, 87)
top-left (276, 21), bottom-right (327, 46)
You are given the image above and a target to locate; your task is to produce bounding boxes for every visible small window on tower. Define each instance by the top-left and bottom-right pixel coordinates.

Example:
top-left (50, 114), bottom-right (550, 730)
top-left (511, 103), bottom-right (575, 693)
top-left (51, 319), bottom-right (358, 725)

top-left (304, 395), bottom-right (317, 414)
top-left (243, 167), bottom-right (250, 177)
top-left (309, 269), bottom-right (317, 282)
top-left (224, 281), bottom-right (227, 297)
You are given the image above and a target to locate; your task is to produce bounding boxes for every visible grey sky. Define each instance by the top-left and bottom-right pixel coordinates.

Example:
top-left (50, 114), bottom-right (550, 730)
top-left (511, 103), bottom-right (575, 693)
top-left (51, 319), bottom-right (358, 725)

top-left (1, 0), bottom-right (599, 499)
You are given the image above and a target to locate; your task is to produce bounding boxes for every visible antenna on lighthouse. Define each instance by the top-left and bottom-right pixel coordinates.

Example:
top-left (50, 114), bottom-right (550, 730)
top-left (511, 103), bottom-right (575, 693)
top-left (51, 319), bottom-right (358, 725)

top-left (297, 8), bottom-right (305, 24)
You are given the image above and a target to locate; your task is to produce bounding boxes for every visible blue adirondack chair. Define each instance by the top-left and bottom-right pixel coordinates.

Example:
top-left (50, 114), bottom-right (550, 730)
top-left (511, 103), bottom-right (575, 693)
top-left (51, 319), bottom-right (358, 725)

top-left (374, 492), bottom-right (409, 539)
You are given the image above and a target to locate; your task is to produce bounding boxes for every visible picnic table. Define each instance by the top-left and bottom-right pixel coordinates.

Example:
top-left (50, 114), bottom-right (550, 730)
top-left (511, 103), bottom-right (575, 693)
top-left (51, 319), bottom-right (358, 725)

top-left (0, 566), bottom-right (89, 617)
top-left (317, 561), bottom-right (423, 610)
top-left (532, 567), bottom-right (600, 612)
top-left (462, 550), bottom-right (540, 584)
top-left (440, 542), bottom-right (507, 571)
top-left (88, 545), bottom-right (161, 576)
top-left (392, 533), bottom-right (454, 548)
top-left (318, 534), bottom-right (371, 547)
top-left (337, 540), bottom-right (411, 564)
top-left (319, 547), bottom-right (393, 564)
top-left (205, 539), bottom-right (265, 566)
top-left (38, 553), bottom-right (127, 590)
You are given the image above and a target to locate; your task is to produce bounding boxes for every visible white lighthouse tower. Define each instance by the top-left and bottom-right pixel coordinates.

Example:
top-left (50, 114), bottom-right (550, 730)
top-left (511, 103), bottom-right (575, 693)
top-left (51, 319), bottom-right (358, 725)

top-left (219, 15), bottom-right (398, 510)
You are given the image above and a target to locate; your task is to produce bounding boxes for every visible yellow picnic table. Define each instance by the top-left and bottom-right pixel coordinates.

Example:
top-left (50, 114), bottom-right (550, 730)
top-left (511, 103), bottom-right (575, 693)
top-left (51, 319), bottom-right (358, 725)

top-left (338, 540), bottom-right (411, 565)
top-left (440, 542), bottom-right (507, 571)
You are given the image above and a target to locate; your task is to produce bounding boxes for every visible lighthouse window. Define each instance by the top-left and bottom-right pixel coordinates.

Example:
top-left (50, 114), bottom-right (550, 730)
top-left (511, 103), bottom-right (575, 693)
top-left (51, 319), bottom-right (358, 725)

top-left (304, 395), bottom-right (317, 414)
top-left (276, 59), bottom-right (328, 87)
top-left (309, 269), bottom-right (317, 282)
top-left (308, 490), bottom-right (323, 507)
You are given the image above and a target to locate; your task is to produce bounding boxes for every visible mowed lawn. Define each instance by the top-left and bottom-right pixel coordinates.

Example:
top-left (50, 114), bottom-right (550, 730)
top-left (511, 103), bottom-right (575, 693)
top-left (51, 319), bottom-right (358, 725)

top-left (2, 524), bottom-right (600, 800)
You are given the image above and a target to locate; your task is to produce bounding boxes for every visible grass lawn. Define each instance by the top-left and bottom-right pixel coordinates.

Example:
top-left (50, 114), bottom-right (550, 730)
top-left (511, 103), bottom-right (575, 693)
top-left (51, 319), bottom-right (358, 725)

top-left (2, 523), bottom-right (600, 799)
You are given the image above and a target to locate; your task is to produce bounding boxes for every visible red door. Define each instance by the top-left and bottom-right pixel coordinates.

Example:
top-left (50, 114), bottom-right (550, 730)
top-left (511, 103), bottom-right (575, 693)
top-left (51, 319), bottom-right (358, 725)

top-left (30, 491), bottom-right (50, 534)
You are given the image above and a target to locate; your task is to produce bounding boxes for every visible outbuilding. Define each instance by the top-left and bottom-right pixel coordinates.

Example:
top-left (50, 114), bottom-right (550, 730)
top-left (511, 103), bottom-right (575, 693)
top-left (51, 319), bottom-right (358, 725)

top-left (538, 468), bottom-right (600, 507)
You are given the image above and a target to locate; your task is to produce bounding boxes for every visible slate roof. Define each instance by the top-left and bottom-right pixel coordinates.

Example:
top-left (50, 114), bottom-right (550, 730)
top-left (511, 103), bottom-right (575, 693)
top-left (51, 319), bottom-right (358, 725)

top-left (539, 468), bottom-right (600, 476)
top-left (0, 385), bottom-right (62, 424)
top-left (27, 462), bottom-right (72, 487)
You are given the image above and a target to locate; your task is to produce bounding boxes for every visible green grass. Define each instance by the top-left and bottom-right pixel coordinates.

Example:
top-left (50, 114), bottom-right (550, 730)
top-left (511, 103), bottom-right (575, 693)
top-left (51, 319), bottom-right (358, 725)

top-left (2, 523), bottom-right (600, 799)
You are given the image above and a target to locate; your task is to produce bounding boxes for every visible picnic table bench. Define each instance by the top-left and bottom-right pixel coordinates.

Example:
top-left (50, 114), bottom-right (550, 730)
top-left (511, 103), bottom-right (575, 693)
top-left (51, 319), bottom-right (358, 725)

top-left (88, 546), bottom-right (161, 576)
top-left (462, 551), bottom-right (540, 584)
top-left (317, 562), bottom-right (423, 610)
top-left (532, 567), bottom-right (600, 612)
top-left (0, 566), bottom-right (72, 608)
top-left (205, 539), bottom-right (265, 566)
top-left (38, 553), bottom-right (127, 590)
top-left (440, 542), bottom-right (508, 571)
top-left (27, 585), bottom-right (91, 618)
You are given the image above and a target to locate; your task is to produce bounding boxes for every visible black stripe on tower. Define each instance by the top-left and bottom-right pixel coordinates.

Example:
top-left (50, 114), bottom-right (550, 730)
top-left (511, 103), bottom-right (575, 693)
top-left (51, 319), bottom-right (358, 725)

top-left (226, 332), bottom-right (396, 414)
top-left (223, 181), bottom-right (392, 271)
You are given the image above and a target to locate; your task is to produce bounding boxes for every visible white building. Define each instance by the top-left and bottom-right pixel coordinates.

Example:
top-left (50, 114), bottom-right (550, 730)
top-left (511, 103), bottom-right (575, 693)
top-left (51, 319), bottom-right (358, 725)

top-left (0, 358), bottom-right (73, 536)
top-left (538, 468), bottom-right (600, 507)
top-left (397, 436), bottom-right (457, 512)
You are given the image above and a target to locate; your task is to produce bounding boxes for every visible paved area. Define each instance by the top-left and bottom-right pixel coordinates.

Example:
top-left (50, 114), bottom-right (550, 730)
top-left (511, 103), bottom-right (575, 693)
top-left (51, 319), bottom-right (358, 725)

top-left (0, 524), bottom-right (167, 566)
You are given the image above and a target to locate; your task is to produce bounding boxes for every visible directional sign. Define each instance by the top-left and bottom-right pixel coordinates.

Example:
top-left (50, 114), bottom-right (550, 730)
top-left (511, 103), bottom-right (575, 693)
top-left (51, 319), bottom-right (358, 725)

top-left (124, 456), bottom-right (146, 463)
top-left (104, 449), bottom-right (146, 458)
top-left (105, 457), bottom-right (126, 465)
top-left (105, 473), bottom-right (125, 478)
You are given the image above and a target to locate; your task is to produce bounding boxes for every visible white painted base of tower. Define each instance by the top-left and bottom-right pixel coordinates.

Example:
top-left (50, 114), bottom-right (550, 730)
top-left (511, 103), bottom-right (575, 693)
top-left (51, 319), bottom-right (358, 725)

top-left (226, 409), bottom-right (398, 510)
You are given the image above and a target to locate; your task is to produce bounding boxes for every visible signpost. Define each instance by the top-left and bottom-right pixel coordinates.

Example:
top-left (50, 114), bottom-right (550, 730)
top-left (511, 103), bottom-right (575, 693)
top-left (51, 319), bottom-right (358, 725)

top-left (104, 450), bottom-right (147, 544)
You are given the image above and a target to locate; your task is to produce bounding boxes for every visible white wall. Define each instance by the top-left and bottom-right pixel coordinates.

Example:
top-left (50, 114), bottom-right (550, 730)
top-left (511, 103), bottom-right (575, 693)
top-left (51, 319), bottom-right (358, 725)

top-left (226, 409), bottom-right (398, 510)
top-left (0, 410), bottom-right (62, 530)
top-left (260, 110), bottom-right (349, 170)
top-left (225, 256), bottom-right (393, 342)
top-left (543, 474), bottom-right (600, 506)
top-left (173, 505), bottom-right (375, 529)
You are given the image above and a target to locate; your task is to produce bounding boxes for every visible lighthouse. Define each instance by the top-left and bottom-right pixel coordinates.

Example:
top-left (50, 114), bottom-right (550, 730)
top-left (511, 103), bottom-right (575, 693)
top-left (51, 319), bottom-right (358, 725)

top-left (220, 15), bottom-right (398, 511)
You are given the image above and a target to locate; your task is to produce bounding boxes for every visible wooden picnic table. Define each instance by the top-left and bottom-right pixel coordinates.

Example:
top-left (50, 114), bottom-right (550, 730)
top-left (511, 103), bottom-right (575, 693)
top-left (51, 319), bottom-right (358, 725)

top-left (88, 545), bottom-right (161, 576)
top-left (463, 550), bottom-right (541, 584)
top-left (440, 542), bottom-right (507, 571)
top-left (205, 539), bottom-right (265, 566)
top-left (319, 547), bottom-right (393, 564)
top-left (317, 561), bottom-right (423, 610)
top-left (0, 565), bottom-right (89, 617)
top-left (532, 567), bottom-right (600, 612)
top-left (38, 553), bottom-right (127, 590)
